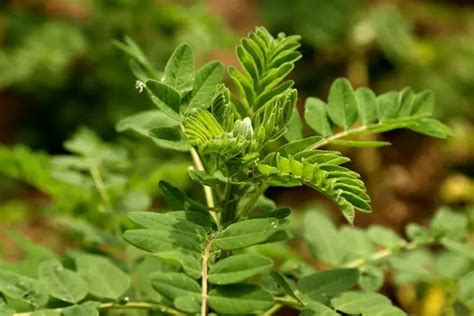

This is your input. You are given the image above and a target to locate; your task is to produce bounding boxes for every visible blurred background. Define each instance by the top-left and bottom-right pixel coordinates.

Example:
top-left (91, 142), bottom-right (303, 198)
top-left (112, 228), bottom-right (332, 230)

top-left (1, 0), bottom-right (473, 314)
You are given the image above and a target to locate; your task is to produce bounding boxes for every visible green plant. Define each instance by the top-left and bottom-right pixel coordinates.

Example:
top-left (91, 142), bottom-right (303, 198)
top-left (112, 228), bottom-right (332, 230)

top-left (1, 26), bottom-right (473, 316)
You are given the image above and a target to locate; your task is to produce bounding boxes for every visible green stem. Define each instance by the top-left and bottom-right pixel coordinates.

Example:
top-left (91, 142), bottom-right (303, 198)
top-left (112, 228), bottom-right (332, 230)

top-left (238, 183), bottom-right (269, 217)
top-left (87, 158), bottom-right (112, 210)
top-left (310, 116), bottom-right (419, 150)
top-left (261, 296), bottom-right (304, 315)
top-left (201, 235), bottom-right (214, 316)
top-left (310, 125), bottom-right (368, 149)
top-left (87, 158), bottom-right (122, 237)
top-left (220, 181), bottom-right (239, 225)
top-left (261, 303), bottom-right (283, 316)
top-left (343, 241), bottom-right (420, 268)
top-left (181, 124), bottom-right (218, 223)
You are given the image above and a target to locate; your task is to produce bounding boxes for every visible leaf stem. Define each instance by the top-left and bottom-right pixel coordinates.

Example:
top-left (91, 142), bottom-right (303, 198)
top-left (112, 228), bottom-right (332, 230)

top-left (87, 158), bottom-right (112, 210)
top-left (343, 241), bottom-right (419, 268)
top-left (238, 183), bottom-right (269, 217)
top-left (201, 235), bottom-right (213, 316)
top-left (310, 125), bottom-right (368, 149)
top-left (220, 180), bottom-right (238, 225)
top-left (189, 147), bottom-right (216, 210)
top-left (261, 295), bottom-right (305, 315)
top-left (181, 124), bottom-right (217, 222)
top-left (261, 303), bottom-right (283, 316)
top-left (87, 159), bottom-right (122, 237)
top-left (275, 296), bottom-right (305, 308)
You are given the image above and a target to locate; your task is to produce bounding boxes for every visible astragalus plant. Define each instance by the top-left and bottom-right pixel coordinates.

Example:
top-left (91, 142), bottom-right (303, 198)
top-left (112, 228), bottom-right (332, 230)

top-left (1, 27), bottom-right (472, 316)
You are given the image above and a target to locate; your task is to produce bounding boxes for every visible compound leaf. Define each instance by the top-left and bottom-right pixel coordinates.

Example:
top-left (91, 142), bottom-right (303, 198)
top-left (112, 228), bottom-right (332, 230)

top-left (146, 80), bottom-right (182, 121)
top-left (61, 302), bottom-right (100, 316)
top-left (70, 252), bottom-right (130, 300)
top-left (151, 272), bottom-right (201, 301)
top-left (148, 127), bottom-right (190, 151)
top-left (163, 43), bottom-right (195, 93)
top-left (331, 291), bottom-right (392, 314)
top-left (208, 284), bottom-right (274, 314)
top-left (38, 260), bottom-right (87, 304)
top-left (0, 271), bottom-right (48, 307)
top-left (304, 97), bottom-right (332, 137)
top-left (300, 302), bottom-right (339, 316)
top-left (327, 78), bottom-right (358, 130)
top-left (214, 218), bottom-right (288, 250)
top-left (188, 61), bottom-right (224, 110)
top-left (367, 226), bottom-right (405, 249)
top-left (298, 269), bottom-right (358, 302)
top-left (361, 305), bottom-right (406, 316)
top-left (303, 211), bottom-right (346, 265)
top-left (208, 254), bottom-right (273, 285)
top-left (457, 271), bottom-right (474, 307)
top-left (116, 110), bottom-right (179, 137)
top-left (355, 87), bottom-right (378, 125)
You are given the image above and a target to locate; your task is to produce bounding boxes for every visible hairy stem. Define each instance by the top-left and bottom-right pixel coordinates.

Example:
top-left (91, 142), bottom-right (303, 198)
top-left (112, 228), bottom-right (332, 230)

top-left (190, 147), bottom-right (216, 210)
top-left (201, 235), bottom-right (213, 316)
top-left (310, 125), bottom-right (368, 149)
top-left (181, 124), bottom-right (217, 222)
top-left (343, 241), bottom-right (419, 268)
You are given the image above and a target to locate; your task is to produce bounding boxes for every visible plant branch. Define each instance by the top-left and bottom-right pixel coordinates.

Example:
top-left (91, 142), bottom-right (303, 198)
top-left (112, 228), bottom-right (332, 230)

top-left (189, 147), bottom-right (216, 210)
top-left (261, 303), bottom-right (283, 316)
top-left (343, 241), bottom-right (419, 268)
top-left (310, 125), bottom-right (368, 149)
top-left (310, 117), bottom-right (420, 150)
top-left (261, 295), bottom-right (304, 316)
top-left (275, 296), bottom-right (304, 308)
top-left (220, 179), bottom-right (238, 225)
top-left (181, 124), bottom-right (217, 222)
top-left (87, 158), bottom-right (122, 237)
top-left (201, 235), bottom-right (213, 316)
top-left (87, 158), bottom-right (112, 210)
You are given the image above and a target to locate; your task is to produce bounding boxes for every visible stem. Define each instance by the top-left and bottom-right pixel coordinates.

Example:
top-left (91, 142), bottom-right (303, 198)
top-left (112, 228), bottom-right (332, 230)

top-left (220, 170), bottom-right (241, 225)
top-left (274, 296), bottom-right (304, 308)
top-left (201, 235), bottom-right (213, 316)
top-left (343, 241), bottom-right (419, 268)
top-left (181, 124), bottom-right (217, 222)
top-left (13, 302), bottom-right (184, 316)
top-left (87, 158), bottom-right (122, 237)
top-left (87, 158), bottom-right (112, 210)
top-left (238, 183), bottom-right (269, 217)
top-left (261, 303), bottom-right (283, 316)
top-left (261, 296), bottom-right (304, 315)
top-left (310, 125), bottom-right (368, 149)
top-left (190, 147), bottom-right (216, 210)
